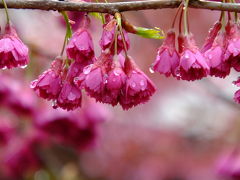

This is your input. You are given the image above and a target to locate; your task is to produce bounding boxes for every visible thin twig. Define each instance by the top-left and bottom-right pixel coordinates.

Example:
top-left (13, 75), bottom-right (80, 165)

top-left (0, 0), bottom-right (240, 14)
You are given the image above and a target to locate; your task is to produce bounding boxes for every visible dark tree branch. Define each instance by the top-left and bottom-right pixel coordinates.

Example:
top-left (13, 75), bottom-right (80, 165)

top-left (1, 0), bottom-right (240, 14)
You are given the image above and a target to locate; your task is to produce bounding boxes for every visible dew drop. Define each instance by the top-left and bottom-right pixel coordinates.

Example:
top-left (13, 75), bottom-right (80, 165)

top-left (149, 67), bottom-right (154, 74)
top-left (30, 80), bottom-right (37, 88)
top-left (83, 64), bottom-right (93, 74)
top-left (113, 69), bottom-right (120, 76)
top-left (131, 82), bottom-right (136, 88)
top-left (184, 53), bottom-right (190, 59)
top-left (74, 77), bottom-right (80, 83)
top-left (52, 100), bottom-right (58, 109)
top-left (20, 65), bottom-right (28, 69)
top-left (104, 79), bottom-right (108, 84)
top-left (2, 66), bottom-right (7, 70)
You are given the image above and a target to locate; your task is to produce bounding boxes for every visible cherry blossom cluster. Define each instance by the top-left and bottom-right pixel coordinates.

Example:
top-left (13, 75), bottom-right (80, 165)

top-left (152, 3), bottom-right (240, 104)
top-left (31, 14), bottom-right (156, 110)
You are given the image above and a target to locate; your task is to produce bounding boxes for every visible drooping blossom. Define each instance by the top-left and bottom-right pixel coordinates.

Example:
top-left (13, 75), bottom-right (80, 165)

top-left (30, 57), bottom-right (63, 100)
top-left (56, 81), bottom-right (82, 110)
top-left (75, 52), bottom-right (126, 106)
top-left (204, 31), bottom-right (231, 78)
top-left (66, 16), bottom-right (95, 63)
top-left (0, 24), bottom-right (30, 69)
top-left (201, 21), bottom-right (222, 53)
top-left (35, 109), bottom-right (98, 150)
top-left (178, 34), bottom-right (209, 81)
top-left (225, 21), bottom-right (240, 71)
top-left (4, 137), bottom-right (41, 178)
top-left (152, 30), bottom-right (179, 77)
top-left (119, 56), bottom-right (156, 110)
top-left (99, 16), bottom-right (130, 54)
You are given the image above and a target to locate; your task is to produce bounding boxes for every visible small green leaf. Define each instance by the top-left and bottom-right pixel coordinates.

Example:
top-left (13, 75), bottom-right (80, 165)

top-left (135, 27), bottom-right (165, 39)
top-left (89, 12), bottom-right (102, 20)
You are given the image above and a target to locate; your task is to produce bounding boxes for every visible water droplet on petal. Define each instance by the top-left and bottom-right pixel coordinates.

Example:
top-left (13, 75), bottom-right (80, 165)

top-left (83, 64), bottom-right (93, 74)
top-left (104, 79), bottom-right (108, 84)
top-left (113, 69), bottom-right (120, 76)
top-left (131, 82), bottom-right (136, 88)
top-left (30, 80), bottom-right (37, 88)
top-left (2, 66), bottom-right (7, 70)
top-left (20, 65), bottom-right (27, 69)
top-left (149, 67), bottom-right (154, 74)
top-left (184, 53), bottom-right (190, 59)
top-left (52, 100), bottom-right (58, 109)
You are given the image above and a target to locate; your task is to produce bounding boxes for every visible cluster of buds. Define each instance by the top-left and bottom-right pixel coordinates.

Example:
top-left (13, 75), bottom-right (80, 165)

top-left (32, 13), bottom-right (156, 110)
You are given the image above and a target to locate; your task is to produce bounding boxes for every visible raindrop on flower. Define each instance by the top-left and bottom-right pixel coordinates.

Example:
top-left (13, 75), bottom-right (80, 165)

top-left (131, 82), bottom-right (136, 88)
top-left (184, 53), bottom-right (190, 59)
top-left (2, 66), bottom-right (7, 70)
top-left (113, 69), bottom-right (120, 76)
top-left (149, 67), bottom-right (154, 74)
top-left (20, 65), bottom-right (28, 69)
top-left (83, 64), bottom-right (93, 74)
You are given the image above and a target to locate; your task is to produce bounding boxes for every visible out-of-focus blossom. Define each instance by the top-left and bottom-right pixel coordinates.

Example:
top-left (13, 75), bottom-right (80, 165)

top-left (152, 30), bottom-right (179, 77)
top-left (120, 56), bottom-right (156, 110)
top-left (0, 24), bottom-right (29, 69)
top-left (35, 109), bottom-right (100, 150)
top-left (4, 137), bottom-right (41, 178)
top-left (178, 34), bottom-right (209, 81)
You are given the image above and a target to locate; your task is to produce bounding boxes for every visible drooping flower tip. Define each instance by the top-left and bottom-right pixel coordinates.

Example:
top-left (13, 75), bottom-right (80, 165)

top-left (30, 58), bottom-right (63, 100)
top-left (152, 30), bottom-right (179, 77)
top-left (120, 56), bottom-right (156, 110)
top-left (66, 28), bottom-right (94, 62)
top-left (56, 81), bottom-right (82, 111)
top-left (0, 24), bottom-right (30, 69)
top-left (178, 34), bottom-right (209, 81)
top-left (99, 17), bottom-right (130, 54)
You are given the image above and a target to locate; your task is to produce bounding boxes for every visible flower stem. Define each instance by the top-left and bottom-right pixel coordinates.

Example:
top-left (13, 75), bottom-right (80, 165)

top-left (60, 11), bottom-right (72, 56)
top-left (2, 0), bottom-right (10, 24)
top-left (183, 0), bottom-right (189, 35)
top-left (115, 13), bottom-right (128, 57)
top-left (171, 2), bottom-right (183, 29)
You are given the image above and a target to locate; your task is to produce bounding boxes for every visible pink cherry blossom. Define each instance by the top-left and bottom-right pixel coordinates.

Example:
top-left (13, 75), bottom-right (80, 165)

top-left (178, 34), bottom-right (209, 81)
top-left (120, 56), bottom-right (156, 110)
top-left (30, 57), bottom-right (63, 100)
top-left (152, 30), bottom-right (179, 77)
top-left (66, 28), bottom-right (94, 63)
top-left (0, 24), bottom-right (30, 69)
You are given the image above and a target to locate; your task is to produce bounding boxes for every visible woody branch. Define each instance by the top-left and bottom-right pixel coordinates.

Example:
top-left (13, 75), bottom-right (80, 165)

top-left (1, 0), bottom-right (240, 14)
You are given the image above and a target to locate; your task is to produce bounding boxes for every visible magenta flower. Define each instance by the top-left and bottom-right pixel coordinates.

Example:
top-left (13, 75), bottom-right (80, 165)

top-left (0, 24), bottom-right (29, 69)
top-left (225, 21), bottom-right (240, 71)
top-left (30, 57), bottom-right (63, 100)
top-left (120, 56), bottom-right (156, 110)
top-left (152, 30), bottom-right (179, 77)
top-left (99, 17), bottom-right (130, 54)
top-left (204, 32), bottom-right (231, 78)
top-left (178, 34), bottom-right (209, 81)
top-left (56, 81), bottom-right (82, 111)
top-left (35, 109), bottom-right (97, 150)
top-left (75, 52), bottom-right (126, 106)
top-left (201, 21), bottom-right (222, 53)
top-left (66, 28), bottom-right (94, 63)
